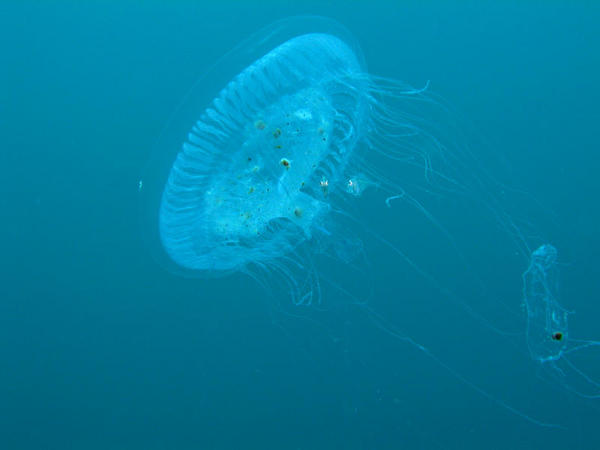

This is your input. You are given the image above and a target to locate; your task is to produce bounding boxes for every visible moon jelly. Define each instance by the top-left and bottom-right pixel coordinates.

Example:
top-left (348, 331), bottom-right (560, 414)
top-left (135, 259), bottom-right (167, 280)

top-left (139, 17), bottom-right (570, 428)
top-left (140, 16), bottom-right (441, 295)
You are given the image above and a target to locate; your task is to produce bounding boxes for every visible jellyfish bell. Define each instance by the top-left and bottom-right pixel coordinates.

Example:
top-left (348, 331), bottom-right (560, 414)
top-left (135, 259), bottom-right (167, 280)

top-left (139, 16), bottom-right (374, 282)
top-left (139, 16), bottom-right (449, 283)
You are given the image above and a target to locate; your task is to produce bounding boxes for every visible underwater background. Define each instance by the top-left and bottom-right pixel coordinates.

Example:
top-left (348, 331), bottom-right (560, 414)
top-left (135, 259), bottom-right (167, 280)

top-left (2, 1), bottom-right (600, 449)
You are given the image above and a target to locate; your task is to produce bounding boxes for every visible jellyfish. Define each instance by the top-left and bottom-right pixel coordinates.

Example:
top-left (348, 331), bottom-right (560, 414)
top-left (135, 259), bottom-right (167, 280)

top-left (152, 32), bottom-right (376, 285)
top-left (523, 244), bottom-right (600, 398)
top-left (139, 17), bottom-right (565, 428)
top-left (140, 18), bottom-right (442, 291)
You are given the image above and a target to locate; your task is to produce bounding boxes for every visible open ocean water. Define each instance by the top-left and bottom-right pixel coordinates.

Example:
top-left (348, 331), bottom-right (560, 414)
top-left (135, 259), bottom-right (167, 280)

top-left (2, 1), bottom-right (600, 449)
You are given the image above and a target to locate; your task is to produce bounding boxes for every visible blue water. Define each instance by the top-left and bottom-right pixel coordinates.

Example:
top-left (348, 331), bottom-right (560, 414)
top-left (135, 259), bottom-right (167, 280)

top-left (2, 2), bottom-right (600, 449)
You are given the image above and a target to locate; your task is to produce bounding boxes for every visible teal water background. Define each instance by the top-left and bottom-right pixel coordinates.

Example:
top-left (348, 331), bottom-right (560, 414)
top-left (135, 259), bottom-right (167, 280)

top-left (2, 1), bottom-right (600, 449)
